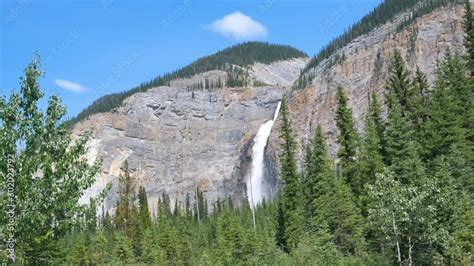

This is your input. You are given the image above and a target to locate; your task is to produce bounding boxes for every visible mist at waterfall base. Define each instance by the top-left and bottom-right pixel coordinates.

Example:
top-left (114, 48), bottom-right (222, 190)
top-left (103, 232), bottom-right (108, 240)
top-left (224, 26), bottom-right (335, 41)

top-left (246, 102), bottom-right (281, 210)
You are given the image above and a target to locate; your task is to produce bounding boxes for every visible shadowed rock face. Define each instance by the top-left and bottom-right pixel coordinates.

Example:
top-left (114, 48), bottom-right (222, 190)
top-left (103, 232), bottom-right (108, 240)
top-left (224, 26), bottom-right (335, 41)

top-left (73, 85), bottom-right (289, 211)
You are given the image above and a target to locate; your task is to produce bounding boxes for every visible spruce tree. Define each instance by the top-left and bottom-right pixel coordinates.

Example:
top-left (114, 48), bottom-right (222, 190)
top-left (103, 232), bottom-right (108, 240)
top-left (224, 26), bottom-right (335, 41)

top-left (278, 97), bottom-right (303, 250)
top-left (91, 230), bottom-right (108, 264)
top-left (313, 177), bottom-right (365, 255)
top-left (358, 95), bottom-right (384, 214)
top-left (302, 125), bottom-right (334, 224)
top-left (274, 199), bottom-right (288, 253)
top-left (113, 232), bottom-right (135, 264)
top-left (408, 67), bottom-right (430, 147)
top-left (138, 186), bottom-right (152, 229)
top-left (385, 96), bottom-right (424, 185)
top-left (368, 92), bottom-right (385, 154)
top-left (115, 161), bottom-right (137, 238)
top-left (335, 86), bottom-right (359, 194)
top-left (424, 52), bottom-right (472, 166)
top-left (464, 0), bottom-right (474, 76)
top-left (385, 50), bottom-right (412, 115)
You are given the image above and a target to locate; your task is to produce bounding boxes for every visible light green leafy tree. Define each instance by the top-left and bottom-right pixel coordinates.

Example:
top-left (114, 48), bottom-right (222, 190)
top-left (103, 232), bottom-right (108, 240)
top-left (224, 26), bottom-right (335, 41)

top-left (0, 55), bottom-right (105, 263)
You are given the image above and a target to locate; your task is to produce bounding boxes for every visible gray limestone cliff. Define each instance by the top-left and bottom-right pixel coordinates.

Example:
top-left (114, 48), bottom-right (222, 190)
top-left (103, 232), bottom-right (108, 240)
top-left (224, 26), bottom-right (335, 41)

top-left (73, 59), bottom-right (307, 211)
top-left (74, 3), bottom-right (468, 211)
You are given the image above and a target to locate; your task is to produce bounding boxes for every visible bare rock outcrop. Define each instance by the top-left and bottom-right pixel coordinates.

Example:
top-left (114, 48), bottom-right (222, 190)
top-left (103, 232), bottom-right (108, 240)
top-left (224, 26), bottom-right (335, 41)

top-left (74, 85), bottom-right (289, 211)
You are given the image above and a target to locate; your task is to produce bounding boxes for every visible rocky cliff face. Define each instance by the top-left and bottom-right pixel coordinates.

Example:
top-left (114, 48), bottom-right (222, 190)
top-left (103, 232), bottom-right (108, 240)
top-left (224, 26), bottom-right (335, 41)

top-left (74, 59), bottom-right (307, 211)
top-left (266, 4), bottom-right (467, 169)
top-left (75, 3), bottom-right (467, 211)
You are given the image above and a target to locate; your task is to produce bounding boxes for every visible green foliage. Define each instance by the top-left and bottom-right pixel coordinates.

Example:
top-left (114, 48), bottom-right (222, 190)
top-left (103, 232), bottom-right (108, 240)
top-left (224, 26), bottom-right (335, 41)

top-left (335, 86), bottom-right (360, 192)
top-left (464, 0), bottom-right (474, 76)
top-left (291, 226), bottom-right (342, 265)
top-left (385, 50), bottom-right (413, 114)
top-left (385, 95), bottom-right (424, 184)
top-left (0, 55), bottom-right (105, 263)
top-left (138, 185), bottom-right (152, 229)
top-left (423, 52), bottom-right (473, 169)
top-left (313, 178), bottom-right (366, 256)
top-left (114, 161), bottom-right (137, 237)
top-left (113, 231), bottom-right (135, 264)
top-left (302, 125), bottom-right (334, 222)
top-left (357, 93), bottom-right (384, 214)
top-left (407, 67), bottom-right (430, 146)
top-left (278, 97), bottom-right (304, 251)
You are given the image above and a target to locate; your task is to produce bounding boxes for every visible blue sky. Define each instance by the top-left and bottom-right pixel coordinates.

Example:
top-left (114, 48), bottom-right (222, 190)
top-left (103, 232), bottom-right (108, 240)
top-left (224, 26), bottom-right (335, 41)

top-left (1, 0), bottom-right (382, 118)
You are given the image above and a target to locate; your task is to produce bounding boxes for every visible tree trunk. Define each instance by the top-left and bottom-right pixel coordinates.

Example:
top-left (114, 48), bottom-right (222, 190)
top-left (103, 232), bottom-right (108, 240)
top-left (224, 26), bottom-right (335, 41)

top-left (408, 236), bottom-right (413, 266)
top-left (392, 211), bottom-right (402, 266)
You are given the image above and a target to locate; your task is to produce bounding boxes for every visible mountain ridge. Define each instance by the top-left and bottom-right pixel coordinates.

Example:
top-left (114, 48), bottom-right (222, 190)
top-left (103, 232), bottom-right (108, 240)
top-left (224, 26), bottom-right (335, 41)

top-left (69, 42), bottom-right (307, 125)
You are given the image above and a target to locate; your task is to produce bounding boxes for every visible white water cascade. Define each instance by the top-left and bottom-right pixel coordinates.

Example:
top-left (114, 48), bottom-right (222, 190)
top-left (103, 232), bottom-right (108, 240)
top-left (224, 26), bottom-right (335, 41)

top-left (247, 101), bottom-right (281, 210)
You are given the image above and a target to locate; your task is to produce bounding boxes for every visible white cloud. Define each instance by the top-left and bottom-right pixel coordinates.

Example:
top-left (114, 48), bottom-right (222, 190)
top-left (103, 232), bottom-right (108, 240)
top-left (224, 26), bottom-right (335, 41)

top-left (208, 11), bottom-right (267, 40)
top-left (54, 79), bottom-right (88, 93)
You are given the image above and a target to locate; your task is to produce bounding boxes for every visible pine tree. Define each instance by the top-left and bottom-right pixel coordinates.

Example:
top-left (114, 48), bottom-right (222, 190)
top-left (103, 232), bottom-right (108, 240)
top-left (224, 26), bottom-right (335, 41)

top-left (160, 191), bottom-right (172, 218)
top-left (71, 234), bottom-right (89, 265)
top-left (157, 217), bottom-right (182, 264)
top-left (302, 125), bottom-right (334, 224)
top-left (385, 96), bottom-right (424, 185)
top-left (91, 230), bottom-right (108, 264)
top-left (197, 188), bottom-right (208, 220)
top-left (278, 97), bottom-right (303, 250)
top-left (313, 177), bottom-right (366, 255)
top-left (138, 186), bottom-right (152, 229)
top-left (216, 209), bottom-right (243, 264)
top-left (464, 0), bottom-right (474, 76)
top-left (423, 52), bottom-right (472, 166)
top-left (113, 232), bottom-right (135, 264)
top-left (115, 161), bottom-right (137, 238)
top-left (274, 199), bottom-right (288, 253)
top-left (291, 224), bottom-right (342, 265)
top-left (140, 228), bottom-right (166, 263)
top-left (185, 193), bottom-right (192, 219)
top-left (385, 50), bottom-right (412, 115)
top-left (358, 95), bottom-right (384, 214)
top-left (368, 92), bottom-right (385, 155)
top-left (335, 86), bottom-right (359, 193)
top-left (408, 67), bottom-right (430, 146)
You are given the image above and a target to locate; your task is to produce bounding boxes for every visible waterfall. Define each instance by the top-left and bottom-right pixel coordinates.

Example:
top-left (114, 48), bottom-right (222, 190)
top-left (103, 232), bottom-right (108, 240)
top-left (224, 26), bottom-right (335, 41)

top-left (247, 101), bottom-right (281, 209)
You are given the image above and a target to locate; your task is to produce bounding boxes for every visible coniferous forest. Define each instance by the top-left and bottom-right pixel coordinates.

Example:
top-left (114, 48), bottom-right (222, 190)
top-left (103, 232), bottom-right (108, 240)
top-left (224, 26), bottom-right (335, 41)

top-left (1, 1), bottom-right (473, 265)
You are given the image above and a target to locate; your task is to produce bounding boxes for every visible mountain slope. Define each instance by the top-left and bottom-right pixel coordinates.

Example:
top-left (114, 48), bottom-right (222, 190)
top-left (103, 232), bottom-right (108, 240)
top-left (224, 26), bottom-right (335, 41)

top-left (69, 42), bottom-right (307, 125)
top-left (294, 0), bottom-right (464, 89)
top-left (266, 2), bottom-right (467, 170)
top-left (73, 52), bottom-right (308, 210)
